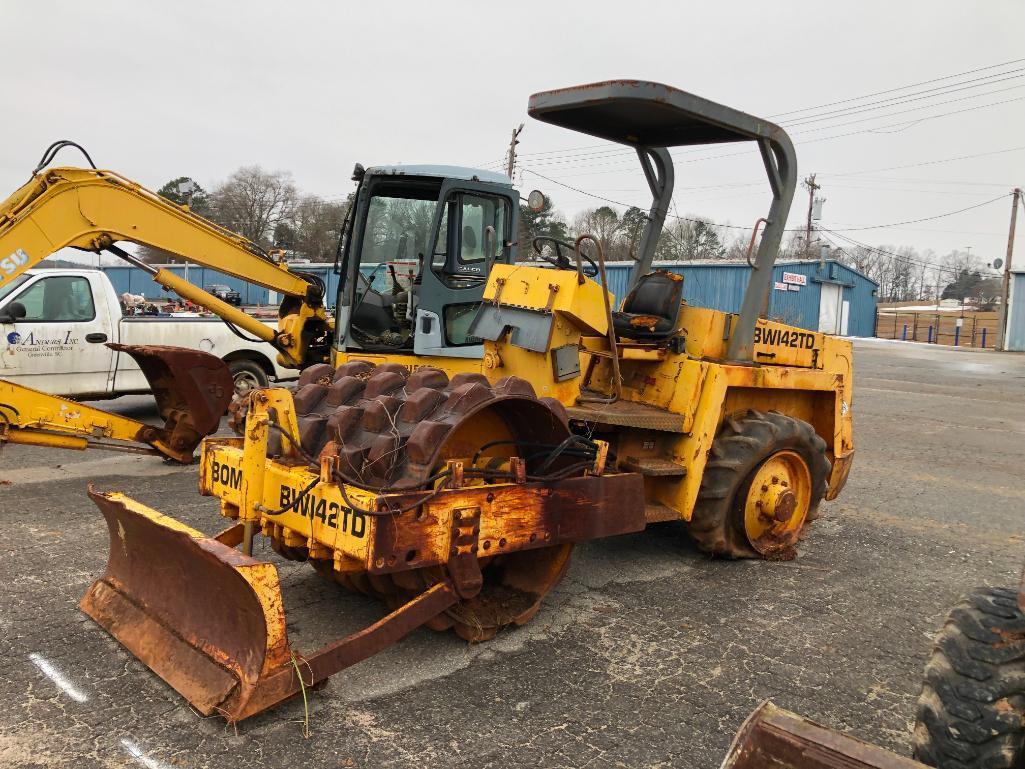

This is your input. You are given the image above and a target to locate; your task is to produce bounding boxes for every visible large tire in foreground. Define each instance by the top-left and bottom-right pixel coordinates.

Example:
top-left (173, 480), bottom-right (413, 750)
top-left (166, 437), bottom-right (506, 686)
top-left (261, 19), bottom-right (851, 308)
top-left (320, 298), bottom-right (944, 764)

top-left (688, 409), bottom-right (830, 560)
top-left (913, 587), bottom-right (1025, 769)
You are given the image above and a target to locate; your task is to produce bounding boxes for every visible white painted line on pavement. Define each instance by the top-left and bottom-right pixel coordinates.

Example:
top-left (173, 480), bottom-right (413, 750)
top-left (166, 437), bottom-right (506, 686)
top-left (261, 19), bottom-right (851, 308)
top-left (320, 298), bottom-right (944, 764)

top-left (27, 652), bottom-right (88, 703)
top-left (121, 738), bottom-right (175, 769)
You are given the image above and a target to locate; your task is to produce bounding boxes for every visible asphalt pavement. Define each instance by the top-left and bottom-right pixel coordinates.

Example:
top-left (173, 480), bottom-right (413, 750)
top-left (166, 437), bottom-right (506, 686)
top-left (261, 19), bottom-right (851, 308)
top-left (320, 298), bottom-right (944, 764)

top-left (1, 339), bottom-right (1023, 769)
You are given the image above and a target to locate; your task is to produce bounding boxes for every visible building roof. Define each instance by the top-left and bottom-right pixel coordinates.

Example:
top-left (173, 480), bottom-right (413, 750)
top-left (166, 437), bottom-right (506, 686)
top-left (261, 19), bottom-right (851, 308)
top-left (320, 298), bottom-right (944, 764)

top-left (367, 165), bottom-right (511, 185)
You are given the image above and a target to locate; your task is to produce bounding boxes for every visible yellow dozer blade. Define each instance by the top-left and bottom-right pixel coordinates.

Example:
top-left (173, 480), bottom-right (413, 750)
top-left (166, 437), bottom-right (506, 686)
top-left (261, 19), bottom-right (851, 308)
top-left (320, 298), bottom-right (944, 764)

top-left (721, 702), bottom-right (928, 769)
top-left (80, 489), bottom-right (468, 721)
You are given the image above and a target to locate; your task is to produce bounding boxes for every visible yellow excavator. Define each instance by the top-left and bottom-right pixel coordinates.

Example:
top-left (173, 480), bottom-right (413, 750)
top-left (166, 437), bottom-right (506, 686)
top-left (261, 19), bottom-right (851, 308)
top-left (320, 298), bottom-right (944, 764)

top-left (6, 83), bottom-right (864, 745)
top-left (0, 141), bottom-right (333, 459)
top-left (66, 81), bottom-right (859, 727)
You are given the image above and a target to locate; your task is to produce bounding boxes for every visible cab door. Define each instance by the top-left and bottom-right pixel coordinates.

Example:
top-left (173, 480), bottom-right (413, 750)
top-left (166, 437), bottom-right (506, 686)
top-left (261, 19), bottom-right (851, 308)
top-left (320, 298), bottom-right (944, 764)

top-left (0, 274), bottom-right (114, 396)
top-left (415, 187), bottom-right (514, 358)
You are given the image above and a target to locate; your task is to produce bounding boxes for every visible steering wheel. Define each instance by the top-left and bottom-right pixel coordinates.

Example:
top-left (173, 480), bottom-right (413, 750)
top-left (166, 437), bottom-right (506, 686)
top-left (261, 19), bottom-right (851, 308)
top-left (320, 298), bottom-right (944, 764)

top-left (531, 236), bottom-right (598, 277)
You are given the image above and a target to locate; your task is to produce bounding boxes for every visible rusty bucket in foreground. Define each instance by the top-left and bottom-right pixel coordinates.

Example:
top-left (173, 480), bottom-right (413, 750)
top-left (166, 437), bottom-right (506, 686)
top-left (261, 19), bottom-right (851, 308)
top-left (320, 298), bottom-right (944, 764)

top-left (721, 701), bottom-right (927, 769)
top-left (111, 343), bottom-right (233, 459)
top-left (80, 489), bottom-right (460, 722)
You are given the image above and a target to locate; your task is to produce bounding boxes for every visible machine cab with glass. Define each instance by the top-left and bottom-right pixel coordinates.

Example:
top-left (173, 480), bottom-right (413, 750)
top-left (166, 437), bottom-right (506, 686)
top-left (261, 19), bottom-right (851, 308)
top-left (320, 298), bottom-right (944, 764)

top-left (334, 164), bottom-right (517, 361)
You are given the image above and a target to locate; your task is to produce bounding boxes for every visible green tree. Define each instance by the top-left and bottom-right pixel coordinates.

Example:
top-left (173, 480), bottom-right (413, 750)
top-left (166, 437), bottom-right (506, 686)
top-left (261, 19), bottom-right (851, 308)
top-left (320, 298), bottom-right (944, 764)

top-left (941, 269), bottom-right (983, 302)
top-left (691, 220), bottom-right (726, 260)
top-left (156, 176), bottom-right (211, 217)
top-left (620, 206), bottom-right (648, 261)
top-left (518, 195), bottom-right (568, 260)
top-left (138, 176), bottom-right (212, 263)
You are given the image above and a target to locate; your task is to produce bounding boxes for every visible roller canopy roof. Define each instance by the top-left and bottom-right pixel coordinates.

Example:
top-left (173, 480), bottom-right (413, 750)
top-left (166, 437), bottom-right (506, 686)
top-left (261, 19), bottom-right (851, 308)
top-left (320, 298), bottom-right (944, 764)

top-left (527, 80), bottom-right (785, 148)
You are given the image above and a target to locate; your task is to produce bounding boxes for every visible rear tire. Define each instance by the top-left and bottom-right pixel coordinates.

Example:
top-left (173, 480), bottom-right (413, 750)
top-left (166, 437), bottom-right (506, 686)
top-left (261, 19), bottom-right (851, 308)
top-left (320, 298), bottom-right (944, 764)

top-left (688, 410), bottom-right (829, 559)
top-left (227, 358), bottom-right (269, 396)
top-left (913, 587), bottom-right (1025, 769)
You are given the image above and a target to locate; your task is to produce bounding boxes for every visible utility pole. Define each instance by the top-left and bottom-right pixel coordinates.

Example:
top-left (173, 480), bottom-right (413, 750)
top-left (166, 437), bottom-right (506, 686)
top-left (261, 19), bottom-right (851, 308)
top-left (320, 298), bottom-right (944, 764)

top-left (995, 187), bottom-right (1022, 351)
top-left (803, 174), bottom-right (820, 259)
top-left (506, 123), bottom-right (524, 179)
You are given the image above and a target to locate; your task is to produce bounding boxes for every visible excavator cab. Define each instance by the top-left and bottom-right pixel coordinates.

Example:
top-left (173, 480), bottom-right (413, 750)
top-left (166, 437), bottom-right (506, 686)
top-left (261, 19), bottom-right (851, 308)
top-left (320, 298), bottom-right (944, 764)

top-left (335, 164), bottom-right (518, 359)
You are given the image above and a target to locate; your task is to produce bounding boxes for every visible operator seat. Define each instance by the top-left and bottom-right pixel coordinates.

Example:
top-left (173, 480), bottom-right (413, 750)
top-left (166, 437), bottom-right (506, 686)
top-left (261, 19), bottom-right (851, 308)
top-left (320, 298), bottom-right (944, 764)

top-left (461, 226), bottom-right (477, 258)
top-left (611, 270), bottom-right (684, 341)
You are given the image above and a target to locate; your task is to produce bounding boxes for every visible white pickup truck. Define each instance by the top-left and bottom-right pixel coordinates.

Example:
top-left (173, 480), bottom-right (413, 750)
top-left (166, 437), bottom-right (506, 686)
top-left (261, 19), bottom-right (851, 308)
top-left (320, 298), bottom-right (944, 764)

top-left (0, 268), bottom-right (296, 400)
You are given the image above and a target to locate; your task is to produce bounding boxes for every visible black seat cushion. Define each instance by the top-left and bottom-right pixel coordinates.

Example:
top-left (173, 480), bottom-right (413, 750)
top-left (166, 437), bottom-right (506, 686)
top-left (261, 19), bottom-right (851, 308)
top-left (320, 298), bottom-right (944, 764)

top-left (611, 271), bottom-right (684, 341)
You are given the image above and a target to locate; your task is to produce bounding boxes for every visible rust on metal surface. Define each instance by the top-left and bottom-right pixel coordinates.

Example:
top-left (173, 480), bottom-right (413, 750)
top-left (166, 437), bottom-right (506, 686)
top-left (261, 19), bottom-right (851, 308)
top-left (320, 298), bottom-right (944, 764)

top-left (83, 465), bottom-right (647, 721)
top-left (721, 701), bottom-right (927, 769)
top-left (629, 315), bottom-right (662, 330)
top-left (825, 449), bottom-right (854, 501)
top-left (111, 343), bottom-right (233, 459)
top-left (261, 361), bottom-right (572, 491)
top-left (81, 487), bottom-right (463, 722)
top-left (81, 488), bottom-right (290, 717)
top-left (1018, 566), bottom-right (1025, 614)
top-left (566, 399), bottom-right (687, 433)
top-left (370, 473), bottom-right (647, 575)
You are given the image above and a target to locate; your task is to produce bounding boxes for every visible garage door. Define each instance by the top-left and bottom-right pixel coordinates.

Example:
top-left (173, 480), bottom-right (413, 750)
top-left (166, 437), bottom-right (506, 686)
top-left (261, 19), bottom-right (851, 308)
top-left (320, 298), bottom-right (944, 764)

top-left (818, 283), bottom-right (843, 334)
top-left (1008, 273), bottom-right (1025, 351)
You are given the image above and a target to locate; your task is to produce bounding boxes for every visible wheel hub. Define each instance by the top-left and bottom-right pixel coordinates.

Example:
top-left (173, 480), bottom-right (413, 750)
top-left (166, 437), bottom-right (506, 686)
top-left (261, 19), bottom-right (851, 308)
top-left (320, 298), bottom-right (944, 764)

top-left (743, 450), bottom-right (812, 557)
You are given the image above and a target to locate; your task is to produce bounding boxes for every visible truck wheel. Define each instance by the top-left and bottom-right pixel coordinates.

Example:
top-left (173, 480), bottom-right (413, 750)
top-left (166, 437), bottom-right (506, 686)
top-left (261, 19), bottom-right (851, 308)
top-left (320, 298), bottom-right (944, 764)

top-left (688, 410), bottom-right (829, 559)
top-left (227, 359), bottom-right (269, 396)
top-left (913, 587), bottom-right (1025, 769)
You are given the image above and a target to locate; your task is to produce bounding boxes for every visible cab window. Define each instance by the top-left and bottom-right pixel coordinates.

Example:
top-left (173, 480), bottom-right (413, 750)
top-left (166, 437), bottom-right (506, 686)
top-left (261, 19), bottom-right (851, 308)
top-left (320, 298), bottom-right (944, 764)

top-left (13, 276), bottom-right (95, 322)
top-left (458, 194), bottom-right (507, 266)
top-left (432, 192), bottom-right (509, 277)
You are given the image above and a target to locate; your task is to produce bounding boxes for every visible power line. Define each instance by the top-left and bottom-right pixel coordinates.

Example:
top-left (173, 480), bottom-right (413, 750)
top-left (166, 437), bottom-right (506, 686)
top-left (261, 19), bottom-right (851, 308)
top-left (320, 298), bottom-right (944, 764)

top-left (786, 87), bottom-right (1025, 131)
top-left (818, 227), bottom-right (1002, 278)
top-left (769, 58), bottom-right (1025, 118)
top-left (822, 145), bottom-right (1025, 178)
top-left (781, 70), bottom-right (1025, 126)
top-left (825, 195), bottom-right (1009, 232)
top-left (511, 96), bottom-right (1025, 177)
top-left (522, 168), bottom-right (1012, 234)
top-left (493, 59), bottom-right (1025, 167)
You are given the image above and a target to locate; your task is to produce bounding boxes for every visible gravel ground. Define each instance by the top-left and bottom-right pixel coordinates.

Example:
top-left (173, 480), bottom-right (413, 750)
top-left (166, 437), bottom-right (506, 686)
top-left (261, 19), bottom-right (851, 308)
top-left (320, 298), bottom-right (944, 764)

top-left (1, 338), bottom-right (1023, 769)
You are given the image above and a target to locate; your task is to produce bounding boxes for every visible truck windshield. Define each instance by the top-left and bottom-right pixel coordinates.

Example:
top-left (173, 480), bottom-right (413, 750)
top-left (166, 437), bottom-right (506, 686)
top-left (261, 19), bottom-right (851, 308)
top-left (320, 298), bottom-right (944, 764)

top-left (0, 274), bottom-right (31, 306)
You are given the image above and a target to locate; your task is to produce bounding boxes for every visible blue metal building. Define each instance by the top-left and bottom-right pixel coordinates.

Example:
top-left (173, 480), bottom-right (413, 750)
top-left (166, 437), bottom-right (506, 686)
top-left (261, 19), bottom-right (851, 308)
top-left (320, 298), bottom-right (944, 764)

top-left (603, 259), bottom-right (878, 337)
top-left (101, 257), bottom-right (878, 337)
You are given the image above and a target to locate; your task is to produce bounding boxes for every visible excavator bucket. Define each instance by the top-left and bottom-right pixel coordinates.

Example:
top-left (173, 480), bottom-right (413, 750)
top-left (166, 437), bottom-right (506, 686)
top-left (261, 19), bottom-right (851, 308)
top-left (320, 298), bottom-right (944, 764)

top-left (81, 488), bottom-right (461, 722)
top-left (721, 701), bottom-right (927, 769)
top-left (110, 343), bottom-right (234, 458)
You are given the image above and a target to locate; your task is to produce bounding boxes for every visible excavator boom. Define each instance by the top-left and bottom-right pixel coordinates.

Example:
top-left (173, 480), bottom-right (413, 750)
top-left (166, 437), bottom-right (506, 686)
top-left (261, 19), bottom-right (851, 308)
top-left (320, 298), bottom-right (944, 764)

top-left (0, 163), bottom-right (330, 368)
top-left (0, 146), bottom-right (336, 459)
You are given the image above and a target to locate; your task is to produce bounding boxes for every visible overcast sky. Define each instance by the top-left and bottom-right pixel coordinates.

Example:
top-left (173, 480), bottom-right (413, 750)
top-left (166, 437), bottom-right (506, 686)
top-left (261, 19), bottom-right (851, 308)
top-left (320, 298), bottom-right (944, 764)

top-left (4, 1), bottom-right (1023, 267)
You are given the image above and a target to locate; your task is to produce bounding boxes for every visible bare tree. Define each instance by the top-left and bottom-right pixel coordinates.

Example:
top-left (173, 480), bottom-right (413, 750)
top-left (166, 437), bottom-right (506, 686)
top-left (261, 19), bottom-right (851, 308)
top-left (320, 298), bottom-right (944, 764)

top-left (274, 195), bottom-right (349, 261)
top-left (210, 166), bottom-right (298, 247)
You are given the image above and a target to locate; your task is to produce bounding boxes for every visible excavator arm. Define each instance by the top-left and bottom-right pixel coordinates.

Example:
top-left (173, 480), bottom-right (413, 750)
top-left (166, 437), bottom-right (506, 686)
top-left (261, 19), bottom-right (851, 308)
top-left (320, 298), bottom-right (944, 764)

top-left (0, 163), bottom-right (331, 368)
top-left (0, 344), bottom-right (232, 463)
